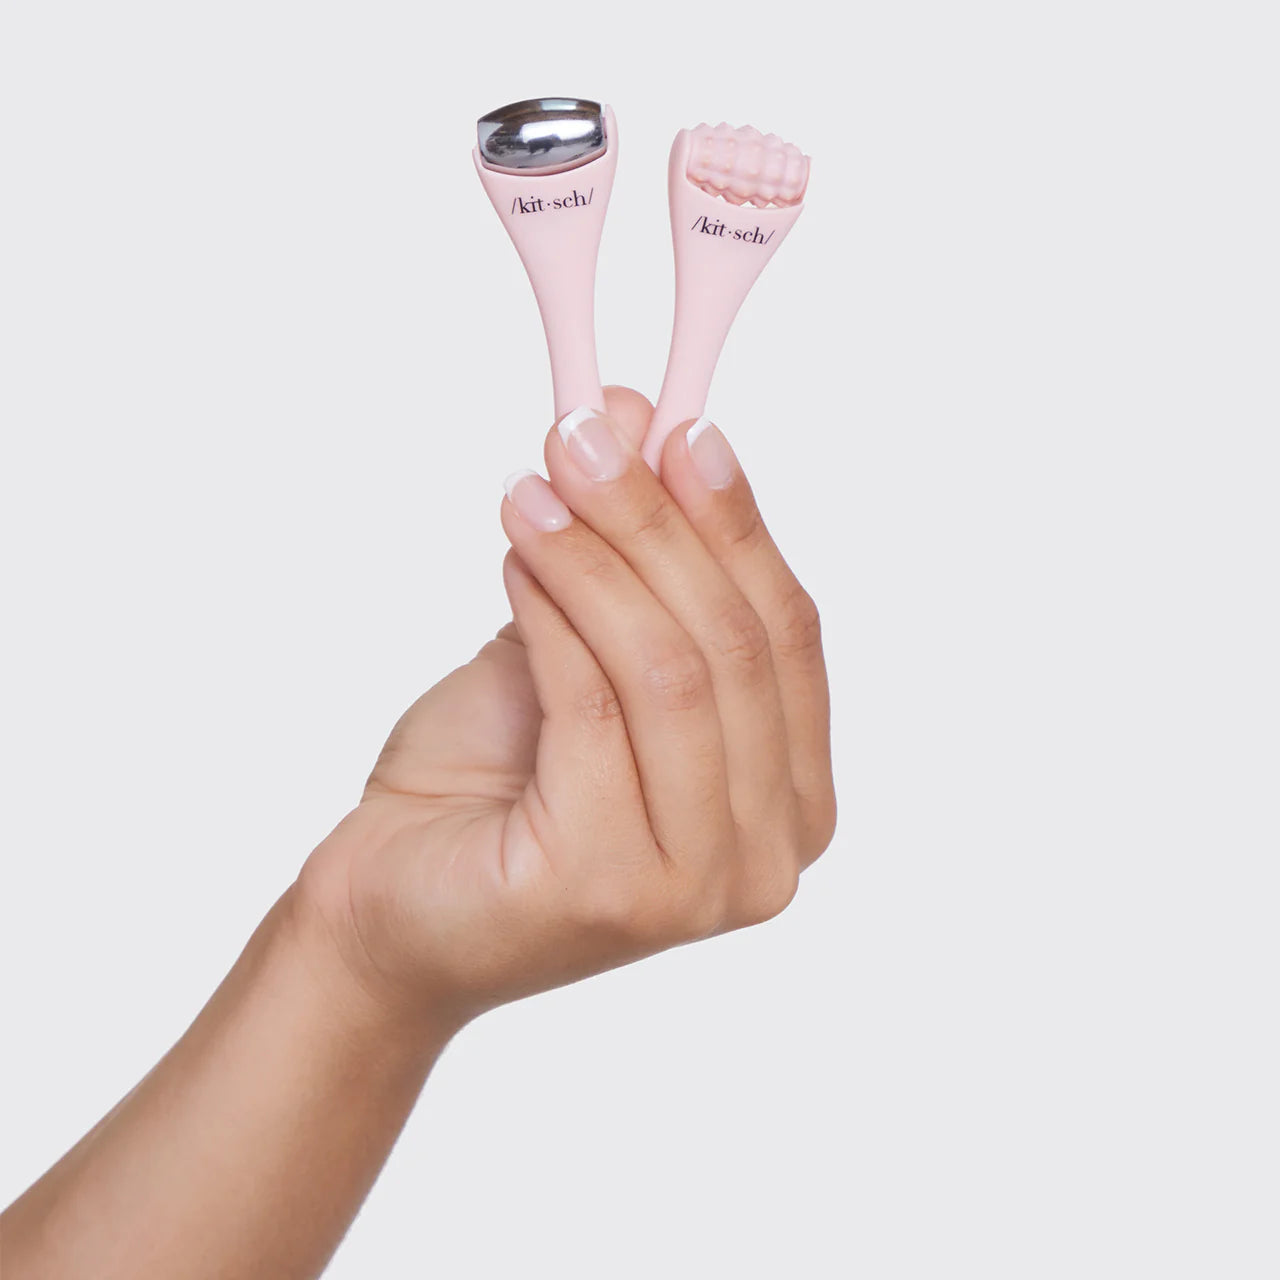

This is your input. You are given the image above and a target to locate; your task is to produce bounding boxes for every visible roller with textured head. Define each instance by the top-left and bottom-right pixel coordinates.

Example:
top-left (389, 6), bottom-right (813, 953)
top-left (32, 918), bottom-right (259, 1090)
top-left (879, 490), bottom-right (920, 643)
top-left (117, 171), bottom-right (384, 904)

top-left (685, 122), bottom-right (810, 208)
top-left (643, 123), bottom-right (811, 468)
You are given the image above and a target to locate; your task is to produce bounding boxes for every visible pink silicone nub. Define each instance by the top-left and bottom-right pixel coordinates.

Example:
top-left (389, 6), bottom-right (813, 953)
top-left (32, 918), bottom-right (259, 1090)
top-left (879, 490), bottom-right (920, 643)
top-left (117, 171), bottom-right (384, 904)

top-left (685, 122), bottom-right (810, 209)
top-left (474, 106), bottom-right (618, 418)
top-left (643, 125), bottom-right (808, 468)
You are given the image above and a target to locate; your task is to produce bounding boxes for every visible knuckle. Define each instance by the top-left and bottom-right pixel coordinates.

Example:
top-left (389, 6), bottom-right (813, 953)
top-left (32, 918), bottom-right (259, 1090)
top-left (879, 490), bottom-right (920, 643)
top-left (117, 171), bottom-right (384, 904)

top-left (639, 640), bottom-right (711, 711)
top-left (740, 859), bottom-right (801, 926)
top-left (671, 870), bottom-right (732, 942)
top-left (627, 490), bottom-right (678, 543)
top-left (710, 597), bottom-right (772, 677)
top-left (576, 547), bottom-right (618, 584)
top-left (573, 681), bottom-right (625, 725)
top-left (723, 504), bottom-right (768, 556)
top-left (773, 584), bottom-right (823, 661)
top-left (804, 791), bottom-right (838, 860)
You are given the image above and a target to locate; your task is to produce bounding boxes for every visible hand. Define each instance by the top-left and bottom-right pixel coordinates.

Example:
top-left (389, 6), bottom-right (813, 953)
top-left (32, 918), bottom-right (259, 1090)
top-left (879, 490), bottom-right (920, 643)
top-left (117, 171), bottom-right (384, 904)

top-left (298, 387), bottom-right (835, 1027)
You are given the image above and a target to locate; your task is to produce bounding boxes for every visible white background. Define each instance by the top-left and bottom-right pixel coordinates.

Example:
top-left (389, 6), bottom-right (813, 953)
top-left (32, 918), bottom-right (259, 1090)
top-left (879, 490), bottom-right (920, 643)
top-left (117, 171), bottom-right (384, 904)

top-left (1, 2), bottom-right (1277, 1276)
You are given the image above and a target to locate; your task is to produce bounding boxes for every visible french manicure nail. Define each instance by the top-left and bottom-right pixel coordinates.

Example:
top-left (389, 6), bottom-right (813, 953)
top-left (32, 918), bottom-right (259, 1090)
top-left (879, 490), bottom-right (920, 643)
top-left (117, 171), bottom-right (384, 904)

top-left (686, 418), bottom-right (735, 489)
top-left (504, 469), bottom-right (572, 532)
top-left (558, 405), bottom-right (629, 482)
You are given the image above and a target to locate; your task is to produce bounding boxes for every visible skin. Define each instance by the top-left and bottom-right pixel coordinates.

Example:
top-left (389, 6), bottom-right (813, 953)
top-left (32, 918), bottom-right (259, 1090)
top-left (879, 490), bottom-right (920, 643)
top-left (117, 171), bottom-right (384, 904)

top-left (0, 387), bottom-right (835, 1279)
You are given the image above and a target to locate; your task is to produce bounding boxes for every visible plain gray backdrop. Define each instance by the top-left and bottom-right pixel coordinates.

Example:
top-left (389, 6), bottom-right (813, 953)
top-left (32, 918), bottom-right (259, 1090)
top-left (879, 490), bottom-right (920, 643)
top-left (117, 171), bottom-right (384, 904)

top-left (1, 1), bottom-right (1276, 1275)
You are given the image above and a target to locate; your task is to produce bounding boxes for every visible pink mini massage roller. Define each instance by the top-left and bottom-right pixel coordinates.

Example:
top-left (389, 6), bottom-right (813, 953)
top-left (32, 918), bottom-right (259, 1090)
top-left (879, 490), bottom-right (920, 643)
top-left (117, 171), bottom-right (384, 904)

top-left (643, 123), bottom-right (811, 469)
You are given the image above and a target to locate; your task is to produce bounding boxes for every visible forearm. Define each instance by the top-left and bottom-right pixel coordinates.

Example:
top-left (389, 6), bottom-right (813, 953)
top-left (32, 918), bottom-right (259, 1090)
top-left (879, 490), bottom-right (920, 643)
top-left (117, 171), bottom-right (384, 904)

top-left (2, 884), bottom-right (453, 1280)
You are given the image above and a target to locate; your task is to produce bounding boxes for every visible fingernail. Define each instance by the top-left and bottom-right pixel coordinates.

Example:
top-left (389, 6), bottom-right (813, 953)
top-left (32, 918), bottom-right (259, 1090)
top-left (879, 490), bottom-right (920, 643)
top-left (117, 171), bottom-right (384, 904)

top-left (558, 405), bottom-right (629, 482)
top-left (687, 418), bottom-right (735, 489)
top-left (504, 470), bottom-right (571, 532)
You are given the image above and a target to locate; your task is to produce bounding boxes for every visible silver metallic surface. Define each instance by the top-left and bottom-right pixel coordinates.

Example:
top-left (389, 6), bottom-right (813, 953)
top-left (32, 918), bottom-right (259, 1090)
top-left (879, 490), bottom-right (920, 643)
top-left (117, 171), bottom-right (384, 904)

top-left (477, 98), bottom-right (606, 172)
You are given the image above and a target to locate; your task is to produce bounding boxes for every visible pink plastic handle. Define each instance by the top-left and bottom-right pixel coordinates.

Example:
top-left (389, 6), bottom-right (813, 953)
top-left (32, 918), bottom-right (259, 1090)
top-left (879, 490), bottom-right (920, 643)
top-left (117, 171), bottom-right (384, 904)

top-left (473, 106), bottom-right (618, 419)
top-left (643, 129), bottom-right (804, 469)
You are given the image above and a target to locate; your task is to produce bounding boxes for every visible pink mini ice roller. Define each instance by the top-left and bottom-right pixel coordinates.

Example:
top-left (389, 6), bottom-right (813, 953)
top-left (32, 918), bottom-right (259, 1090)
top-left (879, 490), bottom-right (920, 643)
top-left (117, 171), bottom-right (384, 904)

top-left (474, 98), bottom-right (618, 419)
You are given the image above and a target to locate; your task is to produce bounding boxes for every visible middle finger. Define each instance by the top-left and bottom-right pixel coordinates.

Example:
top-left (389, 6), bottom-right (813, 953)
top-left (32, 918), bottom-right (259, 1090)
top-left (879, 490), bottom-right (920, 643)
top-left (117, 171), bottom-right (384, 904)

top-left (545, 406), bottom-right (795, 828)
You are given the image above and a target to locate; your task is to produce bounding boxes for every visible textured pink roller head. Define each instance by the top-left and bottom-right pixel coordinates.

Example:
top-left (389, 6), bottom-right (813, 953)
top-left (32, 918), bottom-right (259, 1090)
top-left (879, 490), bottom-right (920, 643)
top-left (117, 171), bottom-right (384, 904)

top-left (684, 122), bottom-right (810, 208)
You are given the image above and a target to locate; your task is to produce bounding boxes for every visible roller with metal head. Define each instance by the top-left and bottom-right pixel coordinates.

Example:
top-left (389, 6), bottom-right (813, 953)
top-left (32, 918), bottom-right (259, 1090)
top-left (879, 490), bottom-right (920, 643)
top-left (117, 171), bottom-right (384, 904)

top-left (477, 97), bottom-right (607, 174)
top-left (473, 97), bottom-right (619, 417)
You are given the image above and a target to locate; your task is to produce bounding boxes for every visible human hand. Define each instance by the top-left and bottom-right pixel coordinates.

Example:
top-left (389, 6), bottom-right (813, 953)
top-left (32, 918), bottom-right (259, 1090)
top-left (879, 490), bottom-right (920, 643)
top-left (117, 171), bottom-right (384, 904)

top-left (298, 387), bottom-right (835, 1028)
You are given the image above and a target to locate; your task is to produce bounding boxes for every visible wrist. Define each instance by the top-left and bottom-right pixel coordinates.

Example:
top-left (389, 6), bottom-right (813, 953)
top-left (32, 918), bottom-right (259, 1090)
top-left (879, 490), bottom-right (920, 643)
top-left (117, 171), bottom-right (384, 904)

top-left (281, 869), bottom-right (464, 1061)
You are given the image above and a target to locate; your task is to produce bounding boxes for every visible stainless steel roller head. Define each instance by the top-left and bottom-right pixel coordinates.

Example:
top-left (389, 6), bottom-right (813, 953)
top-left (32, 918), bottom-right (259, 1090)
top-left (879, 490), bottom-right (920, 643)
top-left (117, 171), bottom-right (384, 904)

top-left (476, 97), bottom-right (607, 173)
